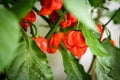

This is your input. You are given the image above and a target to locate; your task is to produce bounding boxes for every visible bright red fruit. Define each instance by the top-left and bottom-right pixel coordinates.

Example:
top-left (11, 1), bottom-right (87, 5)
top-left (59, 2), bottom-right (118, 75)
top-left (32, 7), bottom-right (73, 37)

top-left (49, 11), bottom-right (59, 23)
top-left (38, 0), bottom-right (63, 15)
top-left (96, 23), bottom-right (103, 35)
top-left (47, 32), bottom-right (64, 53)
top-left (20, 10), bottom-right (36, 31)
top-left (33, 36), bottom-right (48, 53)
top-left (110, 40), bottom-right (115, 46)
top-left (60, 13), bottom-right (77, 28)
top-left (63, 30), bottom-right (87, 58)
top-left (50, 11), bottom-right (77, 28)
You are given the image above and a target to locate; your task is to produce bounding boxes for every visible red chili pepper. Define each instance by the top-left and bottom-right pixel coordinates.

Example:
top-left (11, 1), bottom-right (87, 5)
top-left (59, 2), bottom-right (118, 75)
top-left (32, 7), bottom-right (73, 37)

top-left (110, 40), bottom-right (115, 46)
top-left (38, 0), bottom-right (63, 15)
top-left (60, 13), bottom-right (77, 28)
top-left (32, 36), bottom-right (48, 53)
top-left (49, 11), bottom-right (59, 23)
top-left (20, 10), bottom-right (36, 31)
top-left (69, 45), bottom-right (88, 58)
top-left (50, 11), bottom-right (77, 28)
top-left (96, 23), bottom-right (103, 35)
top-left (47, 32), bottom-right (64, 53)
top-left (63, 30), bottom-right (87, 58)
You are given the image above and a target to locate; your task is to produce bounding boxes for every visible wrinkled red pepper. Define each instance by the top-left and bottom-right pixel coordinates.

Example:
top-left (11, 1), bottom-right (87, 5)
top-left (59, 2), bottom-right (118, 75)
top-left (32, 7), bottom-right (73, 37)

top-left (20, 10), bottom-right (36, 31)
top-left (38, 0), bottom-right (63, 15)
top-left (47, 32), bottom-right (64, 53)
top-left (50, 11), bottom-right (77, 28)
top-left (63, 30), bottom-right (87, 58)
top-left (32, 36), bottom-right (48, 53)
top-left (60, 13), bottom-right (77, 28)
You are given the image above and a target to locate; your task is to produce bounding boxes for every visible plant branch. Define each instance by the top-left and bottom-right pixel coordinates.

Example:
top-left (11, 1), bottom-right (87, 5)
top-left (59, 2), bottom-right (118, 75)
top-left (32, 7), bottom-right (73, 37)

top-left (32, 7), bottom-right (52, 27)
top-left (45, 17), bottom-right (62, 40)
top-left (30, 22), bottom-right (39, 37)
top-left (21, 20), bottom-right (38, 37)
top-left (104, 7), bottom-right (120, 26)
top-left (119, 36), bottom-right (120, 48)
top-left (87, 55), bottom-right (96, 73)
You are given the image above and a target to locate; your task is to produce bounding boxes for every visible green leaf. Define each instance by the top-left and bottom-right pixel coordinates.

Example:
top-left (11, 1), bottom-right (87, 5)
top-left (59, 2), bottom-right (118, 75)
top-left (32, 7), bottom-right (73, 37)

top-left (6, 36), bottom-right (53, 80)
top-left (108, 10), bottom-right (120, 24)
top-left (59, 46), bottom-right (91, 80)
top-left (96, 38), bottom-right (120, 80)
top-left (10, 0), bottom-right (36, 19)
top-left (88, 0), bottom-right (105, 7)
top-left (81, 26), bottom-right (107, 56)
top-left (0, 7), bottom-right (20, 72)
top-left (113, 0), bottom-right (120, 2)
top-left (63, 0), bottom-right (97, 32)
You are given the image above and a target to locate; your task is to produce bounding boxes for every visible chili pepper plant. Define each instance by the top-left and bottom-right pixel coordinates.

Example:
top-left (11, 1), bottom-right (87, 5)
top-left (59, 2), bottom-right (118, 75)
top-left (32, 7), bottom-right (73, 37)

top-left (0, 0), bottom-right (120, 80)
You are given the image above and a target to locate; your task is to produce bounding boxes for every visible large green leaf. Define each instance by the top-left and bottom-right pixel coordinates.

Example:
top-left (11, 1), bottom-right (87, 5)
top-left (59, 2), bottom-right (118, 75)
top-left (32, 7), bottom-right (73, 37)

top-left (96, 38), bottom-right (120, 80)
top-left (81, 26), bottom-right (107, 56)
top-left (88, 0), bottom-right (105, 7)
top-left (59, 46), bottom-right (91, 80)
top-left (63, 0), bottom-right (97, 32)
top-left (0, 6), bottom-right (20, 72)
top-left (6, 36), bottom-right (53, 80)
top-left (10, 0), bottom-right (35, 19)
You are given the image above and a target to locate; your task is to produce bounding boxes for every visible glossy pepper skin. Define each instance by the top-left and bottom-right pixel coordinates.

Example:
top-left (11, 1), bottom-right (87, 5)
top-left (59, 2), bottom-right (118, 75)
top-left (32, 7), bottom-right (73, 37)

top-left (47, 32), bottom-right (64, 53)
top-left (50, 11), bottom-right (77, 28)
top-left (38, 0), bottom-right (63, 15)
top-left (60, 13), bottom-right (77, 28)
top-left (63, 30), bottom-right (87, 58)
top-left (20, 10), bottom-right (36, 31)
top-left (32, 36), bottom-right (48, 53)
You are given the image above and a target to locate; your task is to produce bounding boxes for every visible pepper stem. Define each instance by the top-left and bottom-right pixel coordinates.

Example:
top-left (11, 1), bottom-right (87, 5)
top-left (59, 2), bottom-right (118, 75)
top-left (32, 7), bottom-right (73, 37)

top-left (45, 17), bottom-right (62, 40)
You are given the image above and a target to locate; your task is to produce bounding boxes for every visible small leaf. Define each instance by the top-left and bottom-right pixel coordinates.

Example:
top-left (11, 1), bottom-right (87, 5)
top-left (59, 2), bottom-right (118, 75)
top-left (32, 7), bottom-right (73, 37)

top-left (0, 6), bottom-right (20, 72)
top-left (63, 0), bottom-right (97, 32)
top-left (88, 0), bottom-right (105, 7)
top-left (96, 38), bottom-right (120, 80)
top-left (6, 36), bottom-right (53, 80)
top-left (59, 46), bottom-right (91, 80)
top-left (81, 26), bottom-right (107, 56)
top-left (10, 0), bottom-right (36, 19)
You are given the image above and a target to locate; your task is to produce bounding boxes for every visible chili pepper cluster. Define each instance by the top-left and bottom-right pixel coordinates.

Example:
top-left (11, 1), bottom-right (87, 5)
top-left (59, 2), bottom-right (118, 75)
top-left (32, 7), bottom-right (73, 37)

top-left (19, 0), bottom-right (115, 59)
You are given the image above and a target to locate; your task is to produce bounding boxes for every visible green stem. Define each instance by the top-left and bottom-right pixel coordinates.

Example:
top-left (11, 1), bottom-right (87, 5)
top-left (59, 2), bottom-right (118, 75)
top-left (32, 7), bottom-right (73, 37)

top-left (30, 25), bottom-right (34, 36)
top-left (30, 23), bottom-right (39, 37)
top-left (119, 36), bottom-right (120, 48)
top-left (21, 20), bottom-right (38, 37)
top-left (56, 10), bottom-right (65, 18)
top-left (105, 27), bottom-right (111, 38)
top-left (45, 17), bottom-right (62, 40)
top-left (104, 7), bottom-right (120, 26)
top-left (99, 7), bottom-right (120, 40)
top-left (87, 55), bottom-right (96, 73)
top-left (32, 6), bottom-right (39, 13)
top-left (32, 7), bottom-right (51, 27)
